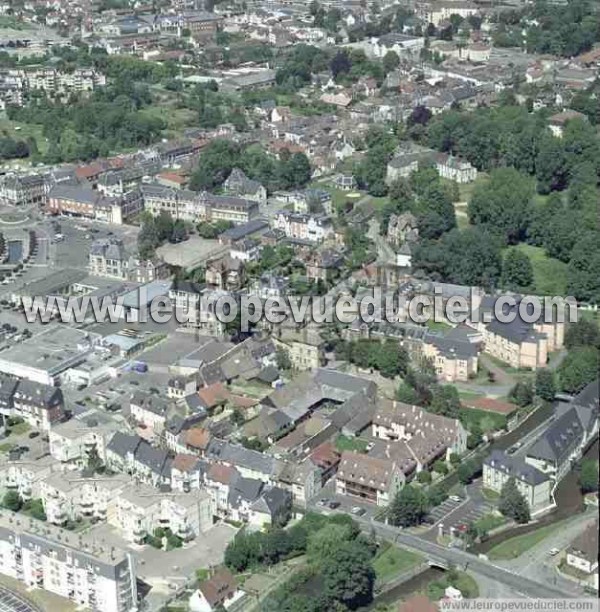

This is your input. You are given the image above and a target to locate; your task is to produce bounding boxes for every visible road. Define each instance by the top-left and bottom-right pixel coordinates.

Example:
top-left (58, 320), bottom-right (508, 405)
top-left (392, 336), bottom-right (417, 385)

top-left (494, 509), bottom-right (598, 597)
top-left (365, 518), bottom-right (575, 599)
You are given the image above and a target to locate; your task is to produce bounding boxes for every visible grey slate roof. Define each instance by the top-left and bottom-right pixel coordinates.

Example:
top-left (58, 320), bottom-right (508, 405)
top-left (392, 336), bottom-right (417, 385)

top-left (484, 450), bottom-right (549, 486)
top-left (251, 486), bottom-right (291, 517)
top-left (135, 440), bottom-right (170, 476)
top-left (526, 407), bottom-right (585, 466)
top-left (228, 476), bottom-right (264, 509)
top-left (106, 432), bottom-right (142, 458)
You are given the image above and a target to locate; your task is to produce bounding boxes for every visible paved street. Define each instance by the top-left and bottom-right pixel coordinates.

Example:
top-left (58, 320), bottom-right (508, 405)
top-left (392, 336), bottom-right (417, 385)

top-left (495, 509), bottom-right (598, 597)
top-left (367, 519), bottom-right (575, 599)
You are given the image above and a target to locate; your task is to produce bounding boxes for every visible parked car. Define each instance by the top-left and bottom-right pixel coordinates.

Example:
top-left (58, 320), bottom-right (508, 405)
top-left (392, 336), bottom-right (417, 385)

top-left (328, 501), bottom-right (341, 509)
top-left (351, 506), bottom-right (366, 516)
top-left (28, 431), bottom-right (40, 439)
top-left (317, 498), bottom-right (329, 507)
top-left (449, 495), bottom-right (463, 503)
top-left (548, 548), bottom-right (560, 556)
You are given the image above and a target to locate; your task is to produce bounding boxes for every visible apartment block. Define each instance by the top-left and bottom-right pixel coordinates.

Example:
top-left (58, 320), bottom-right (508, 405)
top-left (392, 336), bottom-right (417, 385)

top-left (0, 511), bottom-right (137, 612)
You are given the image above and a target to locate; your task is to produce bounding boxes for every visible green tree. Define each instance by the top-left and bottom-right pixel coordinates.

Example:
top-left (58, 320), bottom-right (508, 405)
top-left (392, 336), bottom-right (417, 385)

top-left (535, 369), bottom-right (556, 402)
top-left (429, 385), bottom-right (461, 418)
top-left (417, 470), bottom-right (432, 484)
top-left (275, 349), bottom-right (292, 371)
top-left (498, 477), bottom-right (530, 524)
top-left (579, 459), bottom-right (599, 494)
top-left (382, 50), bottom-right (400, 74)
top-left (387, 484), bottom-right (428, 527)
top-left (567, 232), bottom-right (600, 304)
top-left (457, 459), bottom-right (481, 484)
top-left (322, 540), bottom-right (375, 609)
top-left (565, 319), bottom-right (600, 350)
top-left (2, 490), bottom-right (22, 512)
top-left (307, 523), bottom-right (354, 565)
top-left (558, 346), bottom-right (599, 393)
top-left (509, 381), bottom-right (534, 407)
top-left (501, 249), bottom-right (533, 290)
top-left (395, 382), bottom-right (419, 405)
top-left (467, 422), bottom-right (483, 450)
top-left (468, 168), bottom-right (534, 244)
top-left (433, 460), bottom-right (449, 475)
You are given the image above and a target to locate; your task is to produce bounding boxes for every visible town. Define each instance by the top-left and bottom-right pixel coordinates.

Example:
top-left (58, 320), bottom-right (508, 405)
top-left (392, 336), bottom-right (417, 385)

top-left (0, 0), bottom-right (598, 611)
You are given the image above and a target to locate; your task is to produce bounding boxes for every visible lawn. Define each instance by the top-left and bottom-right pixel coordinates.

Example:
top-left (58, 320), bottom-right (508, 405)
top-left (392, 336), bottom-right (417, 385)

top-left (513, 244), bottom-right (568, 296)
top-left (372, 544), bottom-right (423, 582)
top-left (474, 513), bottom-right (505, 533)
top-left (8, 421), bottom-right (31, 436)
top-left (459, 407), bottom-right (507, 434)
top-left (139, 105), bottom-right (198, 136)
top-left (481, 488), bottom-right (501, 502)
top-left (335, 434), bottom-right (369, 453)
top-left (488, 520), bottom-right (568, 560)
top-left (0, 119), bottom-right (49, 155)
top-left (426, 319), bottom-right (453, 332)
top-left (427, 570), bottom-right (479, 600)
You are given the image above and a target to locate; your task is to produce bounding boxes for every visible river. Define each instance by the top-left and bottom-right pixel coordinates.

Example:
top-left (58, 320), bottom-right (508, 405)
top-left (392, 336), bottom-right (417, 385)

top-left (368, 568), bottom-right (445, 609)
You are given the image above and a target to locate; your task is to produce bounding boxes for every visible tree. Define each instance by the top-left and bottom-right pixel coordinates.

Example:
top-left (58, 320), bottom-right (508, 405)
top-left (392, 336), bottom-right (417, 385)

top-left (395, 382), bottom-right (419, 405)
top-left (230, 408), bottom-right (245, 427)
top-left (579, 459), bottom-right (599, 494)
top-left (429, 385), bottom-right (461, 418)
top-left (387, 484), bottom-right (428, 527)
top-left (382, 50), bottom-right (400, 74)
top-left (2, 490), bottom-right (22, 512)
top-left (567, 233), bottom-right (600, 304)
top-left (433, 460), bottom-right (449, 475)
top-left (322, 541), bottom-right (375, 609)
top-left (565, 319), bottom-right (600, 350)
top-left (501, 249), bottom-right (533, 290)
top-left (535, 369), bottom-right (556, 402)
top-left (467, 422), bottom-right (483, 450)
top-left (417, 470), bottom-right (432, 484)
top-left (275, 349), bottom-right (292, 371)
top-left (330, 50), bottom-right (351, 79)
top-left (457, 459), bottom-right (481, 484)
top-left (468, 168), bottom-right (534, 244)
top-left (498, 477), bottom-right (530, 524)
top-left (307, 523), bottom-right (354, 565)
top-left (408, 105), bottom-right (433, 127)
top-left (509, 381), bottom-right (534, 407)
top-left (137, 216), bottom-right (160, 259)
top-left (558, 346), bottom-right (599, 393)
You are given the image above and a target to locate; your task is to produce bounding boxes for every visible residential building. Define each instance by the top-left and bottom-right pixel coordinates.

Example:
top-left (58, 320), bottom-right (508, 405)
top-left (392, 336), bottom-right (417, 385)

top-left (223, 168), bottom-right (267, 204)
top-left (11, 380), bottom-right (64, 430)
top-left (273, 211), bottom-right (334, 243)
top-left (372, 400), bottom-right (468, 468)
top-left (189, 568), bottom-right (244, 612)
top-left (0, 174), bottom-right (47, 207)
top-left (387, 212), bottom-right (418, 246)
top-left (336, 451), bottom-right (405, 506)
top-left (48, 412), bottom-right (120, 465)
top-left (0, 512), bottom-right (137, 612)
top-left (205, 256), bottom-right (245, 291)
top-left (129, 392), bottom-right (169, 436)
top-left (482, 450), bottom-right (551, 511)
top-left (566, 521), bottom-right (599, 577)
top-left (525, 381), bottom-right (599, 481)
top-left (435, 153), bottom-right (477, 183)
top-left (273, 326), bottom-right (325, 371)
top-left (422, 333), bottom-right (479, 383)
top-left (110, 485), bottom-right (214, 544)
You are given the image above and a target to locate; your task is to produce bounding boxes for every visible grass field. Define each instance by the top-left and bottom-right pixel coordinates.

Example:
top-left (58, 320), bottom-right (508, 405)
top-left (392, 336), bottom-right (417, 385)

top-left (487, 520), bottom-right (568, 560)
top-left (474, 513), bottom-right (505, 533)
top-left (460, 407), bottom-right (507, 433)
top-left (335, 434), bottom-right (369, 453)
top-left (372, 544), bottom-right (423, 581)
top-left (513, 244), bottom-right (568, 296)
top-left (0, 119), bottom-right (48, 155)
top-left (139, 105), bottom-right (198, 135)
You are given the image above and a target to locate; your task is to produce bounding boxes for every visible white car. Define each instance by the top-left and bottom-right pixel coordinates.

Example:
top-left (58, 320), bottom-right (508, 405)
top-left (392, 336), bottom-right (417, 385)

top-left (450, 495), bottom-right (463, 503)
top-left (548, 548), bottom-right (560, 556)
